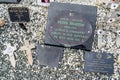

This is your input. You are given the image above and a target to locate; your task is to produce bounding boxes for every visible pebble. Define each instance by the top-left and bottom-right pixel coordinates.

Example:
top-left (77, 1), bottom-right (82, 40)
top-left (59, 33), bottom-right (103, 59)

top-left (0, 19), bottom-right (5, 27)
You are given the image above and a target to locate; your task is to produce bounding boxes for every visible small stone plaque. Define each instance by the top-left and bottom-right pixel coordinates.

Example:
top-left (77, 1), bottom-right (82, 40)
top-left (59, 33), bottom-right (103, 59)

top-left (45, 2), bottom-right (97, 50)
top-left (84, 51), bottom-right (114, 74)
top-left (8, 7), bottom-right (30, 22)
top-left (36, 45), bottom-right (64, 67)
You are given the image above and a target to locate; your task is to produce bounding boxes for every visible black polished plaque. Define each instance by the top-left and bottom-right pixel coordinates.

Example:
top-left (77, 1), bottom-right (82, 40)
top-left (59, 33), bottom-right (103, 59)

top-left (48, 11), bottom-right (92, 47)
top-left (84, 51), bottom-right (114, 74)
top-left (8, 7), bottom-right (30, 22)
top-left (36, 44), bottom-right (64, 67)
top-left (45, 2), bottom-right (97, 50)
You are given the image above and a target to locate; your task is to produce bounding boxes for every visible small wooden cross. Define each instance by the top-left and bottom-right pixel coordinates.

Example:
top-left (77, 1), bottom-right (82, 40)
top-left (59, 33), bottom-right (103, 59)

top-left (20, 40), bottom-right (35, 65)
top-left (116, 30), bottom-right (120, 47)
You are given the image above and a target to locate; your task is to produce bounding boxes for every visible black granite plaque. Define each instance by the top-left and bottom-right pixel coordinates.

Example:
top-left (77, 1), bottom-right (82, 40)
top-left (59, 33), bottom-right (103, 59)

top-left (36, 45), bottom-right (64, 67)
top-left (8, 7), bottom-right (30, 22)
top-left (45, 2), bottom-right (97, 50)
top-left (84, 51), bottom-right (114, 74)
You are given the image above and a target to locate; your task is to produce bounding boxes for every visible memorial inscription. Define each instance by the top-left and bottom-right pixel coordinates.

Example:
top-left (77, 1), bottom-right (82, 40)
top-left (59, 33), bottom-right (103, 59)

top-left (49, 11), bottom-right (92, 47)
top-left (8, 7), bottom-right (30, 22)
top-left (84, 51), bottom-right (114, 74)
top-left (45, 2), bottom-right (97, 50)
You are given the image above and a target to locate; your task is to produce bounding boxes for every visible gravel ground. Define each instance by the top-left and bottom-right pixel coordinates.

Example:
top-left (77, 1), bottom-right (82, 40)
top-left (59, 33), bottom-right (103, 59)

top-left (0, 0), bottom-right (120, 80)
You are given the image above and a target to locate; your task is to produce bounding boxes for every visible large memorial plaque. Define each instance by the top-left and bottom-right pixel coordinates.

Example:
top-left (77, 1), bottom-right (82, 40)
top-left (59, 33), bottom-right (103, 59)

top-left (45, 2), bottom-right (97, 50)
top-left (84, 51), bottom-right (114, 74)
top-left (8, 7), bottom-right (30, 22)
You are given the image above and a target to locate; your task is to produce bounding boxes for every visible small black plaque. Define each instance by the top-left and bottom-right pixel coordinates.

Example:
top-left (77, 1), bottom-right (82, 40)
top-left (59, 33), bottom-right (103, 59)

top-left (8, 7), bottom-right (30, 22)
top-left (36, 45), bottom-right (64, 67)
top-left (45, 2), bottom-right (97, 50)
top-left (84, 51), bottom-right (114, 74)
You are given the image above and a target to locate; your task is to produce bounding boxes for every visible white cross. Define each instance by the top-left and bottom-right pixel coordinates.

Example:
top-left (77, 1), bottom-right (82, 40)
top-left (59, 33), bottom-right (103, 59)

top-left (116, 30), bottom-right (120, 47)
top-left (3, 44), bottom-right (16, 67)
top-left (20, 40), bottom-right (35, 65)
top-left (97, 29), bottom-right (105, 49)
